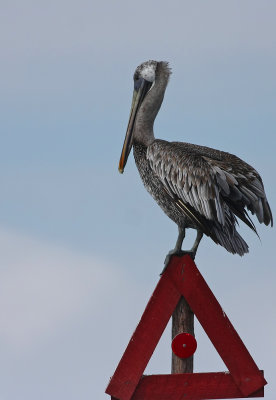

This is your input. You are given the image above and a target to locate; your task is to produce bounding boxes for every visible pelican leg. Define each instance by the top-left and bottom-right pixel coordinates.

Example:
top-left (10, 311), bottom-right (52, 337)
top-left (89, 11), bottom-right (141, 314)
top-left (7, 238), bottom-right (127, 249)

top-left (161, 229), bottom-right (203, 274)
top-left (162, 227), bottom-right (186, 273)
top-left (174, 226), bottom-right (186, 253)
top-left (178, 229), bottom-right (203, 260)
top-left (190, 230), bottom-right (203, 254)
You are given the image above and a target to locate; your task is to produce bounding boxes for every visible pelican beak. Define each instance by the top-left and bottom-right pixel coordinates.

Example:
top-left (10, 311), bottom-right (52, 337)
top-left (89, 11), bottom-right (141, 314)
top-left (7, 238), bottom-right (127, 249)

top-left (118, 78), bottom-right (152, 173)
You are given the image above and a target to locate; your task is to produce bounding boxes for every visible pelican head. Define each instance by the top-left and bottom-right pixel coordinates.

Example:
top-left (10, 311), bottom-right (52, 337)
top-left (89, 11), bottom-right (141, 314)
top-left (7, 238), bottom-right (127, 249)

top-left (118, 60), bottom-right (158, 173)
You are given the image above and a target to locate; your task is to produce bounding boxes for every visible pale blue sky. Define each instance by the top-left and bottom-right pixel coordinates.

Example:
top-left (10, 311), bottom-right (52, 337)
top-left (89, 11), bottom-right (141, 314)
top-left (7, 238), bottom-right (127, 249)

top-left (0, 1), bottom-right (275, 399)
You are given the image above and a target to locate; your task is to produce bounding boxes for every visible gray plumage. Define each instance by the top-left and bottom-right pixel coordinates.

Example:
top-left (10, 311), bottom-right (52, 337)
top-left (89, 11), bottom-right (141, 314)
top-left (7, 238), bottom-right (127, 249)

top-left (119, 60), bottom-right (273, 260)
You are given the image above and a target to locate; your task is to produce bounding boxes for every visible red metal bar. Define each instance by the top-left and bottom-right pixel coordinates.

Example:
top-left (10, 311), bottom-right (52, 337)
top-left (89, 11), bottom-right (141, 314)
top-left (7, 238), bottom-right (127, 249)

top-left (130, 372), bottom-right (264, 400)
top-left (106, 273), bottom-right (181, 400)
top-left (165, 255), bottom-right (267, 396)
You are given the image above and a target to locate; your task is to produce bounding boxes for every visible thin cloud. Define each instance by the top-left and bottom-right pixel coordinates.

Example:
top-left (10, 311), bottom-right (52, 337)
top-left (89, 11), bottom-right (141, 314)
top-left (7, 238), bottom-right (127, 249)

top-left (0, 228), bottom-right (121, 353)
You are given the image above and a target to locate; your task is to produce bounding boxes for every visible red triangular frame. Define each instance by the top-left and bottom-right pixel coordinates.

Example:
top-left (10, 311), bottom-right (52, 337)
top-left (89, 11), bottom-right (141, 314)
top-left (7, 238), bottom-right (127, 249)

top-left (106, 255), bottom-right (267, 400)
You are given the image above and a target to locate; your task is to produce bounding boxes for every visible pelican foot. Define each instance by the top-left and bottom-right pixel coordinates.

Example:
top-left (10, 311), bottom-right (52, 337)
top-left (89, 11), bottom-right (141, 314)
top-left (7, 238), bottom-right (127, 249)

top-left (161, 250), bottom-right (195, 275)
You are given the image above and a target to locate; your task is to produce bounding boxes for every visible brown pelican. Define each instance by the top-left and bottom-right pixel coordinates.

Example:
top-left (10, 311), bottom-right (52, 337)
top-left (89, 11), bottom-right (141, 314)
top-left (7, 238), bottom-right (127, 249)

top-left (118, 60), bottom-right (273, 265)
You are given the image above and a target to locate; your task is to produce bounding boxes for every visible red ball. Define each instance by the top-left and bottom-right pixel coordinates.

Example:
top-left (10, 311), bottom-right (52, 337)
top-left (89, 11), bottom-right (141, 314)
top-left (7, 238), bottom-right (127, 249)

top-left (171, 333), bottom-right (197, 358)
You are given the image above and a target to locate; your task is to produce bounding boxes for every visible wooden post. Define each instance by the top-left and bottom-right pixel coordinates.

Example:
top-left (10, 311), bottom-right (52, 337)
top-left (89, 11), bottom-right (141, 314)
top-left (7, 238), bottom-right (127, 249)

top-left (171, 296), bottom-right (194, 373)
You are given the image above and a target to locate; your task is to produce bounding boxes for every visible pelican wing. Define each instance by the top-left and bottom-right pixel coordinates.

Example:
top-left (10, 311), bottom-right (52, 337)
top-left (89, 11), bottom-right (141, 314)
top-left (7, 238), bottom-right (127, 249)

top-left (147, 140), bottom-right (273, 230)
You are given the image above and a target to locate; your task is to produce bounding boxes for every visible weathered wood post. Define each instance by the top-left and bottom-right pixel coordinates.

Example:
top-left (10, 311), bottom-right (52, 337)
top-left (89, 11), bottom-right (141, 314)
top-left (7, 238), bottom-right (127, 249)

top-left (171, 296), bottom-right (194, 373)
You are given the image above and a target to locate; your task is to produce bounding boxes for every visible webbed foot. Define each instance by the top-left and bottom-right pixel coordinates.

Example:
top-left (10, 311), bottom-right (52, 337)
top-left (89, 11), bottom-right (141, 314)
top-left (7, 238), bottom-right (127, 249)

top-left (161, 250), bottom-right (195, 275)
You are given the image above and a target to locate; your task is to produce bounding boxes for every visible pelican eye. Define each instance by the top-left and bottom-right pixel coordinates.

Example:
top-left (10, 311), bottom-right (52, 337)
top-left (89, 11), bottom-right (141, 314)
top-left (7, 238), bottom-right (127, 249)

top-left (134, 77), bottom-right (144, 91)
